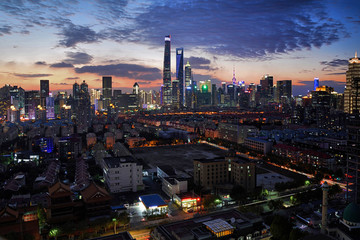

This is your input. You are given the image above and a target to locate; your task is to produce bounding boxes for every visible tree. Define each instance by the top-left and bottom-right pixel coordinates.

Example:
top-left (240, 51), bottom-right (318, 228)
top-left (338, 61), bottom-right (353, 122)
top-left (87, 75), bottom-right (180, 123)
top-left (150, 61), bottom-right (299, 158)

top-left (268, 199), bottom-right (283, 211)
top-left (230, 185), bottom-right (246, 202)
top-left (289, 228), bottom-right (307, 240)
top-left (203, 195), bottom-right (219, 210)
top-left (329, 184), bottom-right (342, 197)
top-left (270, 215), bottom-right (293, 240)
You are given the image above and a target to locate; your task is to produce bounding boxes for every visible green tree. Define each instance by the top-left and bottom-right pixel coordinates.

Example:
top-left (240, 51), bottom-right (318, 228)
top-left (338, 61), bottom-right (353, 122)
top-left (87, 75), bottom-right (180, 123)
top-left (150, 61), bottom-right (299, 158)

top-left (230, 185), bottom-right (246, 202)
top-left (270, 215), bottom-right (292, 240)
top-left (203, 195), bottom-right (219, 210)
top-left (268, 199), bottom-right (283, 211)
top-left (329, 184), bottom-right (342, 197)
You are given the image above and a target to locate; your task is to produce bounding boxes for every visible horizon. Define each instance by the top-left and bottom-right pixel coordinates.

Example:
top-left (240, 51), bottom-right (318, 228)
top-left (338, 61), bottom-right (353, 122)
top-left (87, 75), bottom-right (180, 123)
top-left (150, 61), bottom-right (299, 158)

top-left (1, 0), bottom-right (359, 96)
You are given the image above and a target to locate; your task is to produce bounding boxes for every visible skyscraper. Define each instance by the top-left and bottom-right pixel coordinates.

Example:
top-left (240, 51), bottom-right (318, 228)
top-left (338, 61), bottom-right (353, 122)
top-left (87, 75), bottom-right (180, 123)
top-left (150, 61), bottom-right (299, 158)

top-left (185, 61), bottom-right (192, 107)
top-left (344, 52), bottom-right (360, 114)
top-left (346, 113), bottom-right (360, 204)
top-left (162, 35), bottom-right (172, 106)
top-left (314, 77), bottom-right (320, 91)
top-left (276, 80), bottom-right (292, 103)
top-left (40, 80), bottom-right (49, 107)
top-left (176, 48), bottom-right (184, 106)
top-left (260, 74), bottom-right (273, 99)
top-left (172, 79), bottom-right (180, 108)
top-left (102, 76), bottom-right (112, 107)
top-left (73, 82), bottom-right (80, 99)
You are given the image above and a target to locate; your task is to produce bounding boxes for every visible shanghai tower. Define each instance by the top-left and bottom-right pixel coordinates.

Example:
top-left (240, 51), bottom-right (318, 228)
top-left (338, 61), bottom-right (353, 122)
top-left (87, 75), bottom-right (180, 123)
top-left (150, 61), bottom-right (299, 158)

top-left (162, 35), bottom-right (172, 105)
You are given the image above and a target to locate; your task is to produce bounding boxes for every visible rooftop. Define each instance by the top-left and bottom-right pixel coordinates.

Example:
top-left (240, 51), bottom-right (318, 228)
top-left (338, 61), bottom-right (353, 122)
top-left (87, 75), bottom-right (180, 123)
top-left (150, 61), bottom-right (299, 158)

top-left (203, 218), bottom-right (234, 233)
top-left (104, 156), bottom-right (138, 168)
top-left (139, 194), bottom-right (167, 208)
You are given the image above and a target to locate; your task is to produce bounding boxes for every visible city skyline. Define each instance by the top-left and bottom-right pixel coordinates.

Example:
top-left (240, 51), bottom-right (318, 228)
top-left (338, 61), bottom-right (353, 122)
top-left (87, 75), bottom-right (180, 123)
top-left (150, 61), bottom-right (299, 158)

top-left (1, 0), bottom-right (360, 95)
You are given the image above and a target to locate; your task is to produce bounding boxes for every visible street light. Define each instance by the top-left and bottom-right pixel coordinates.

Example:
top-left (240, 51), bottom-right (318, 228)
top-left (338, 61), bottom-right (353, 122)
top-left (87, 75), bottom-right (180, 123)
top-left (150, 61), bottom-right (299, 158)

top-left (112, 218), bottom-right (117, 234)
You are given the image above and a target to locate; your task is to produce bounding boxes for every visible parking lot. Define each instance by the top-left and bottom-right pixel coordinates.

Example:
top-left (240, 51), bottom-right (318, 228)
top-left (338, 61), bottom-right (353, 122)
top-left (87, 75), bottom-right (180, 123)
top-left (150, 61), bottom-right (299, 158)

top-left (133, 144), bottom-right (227, 172)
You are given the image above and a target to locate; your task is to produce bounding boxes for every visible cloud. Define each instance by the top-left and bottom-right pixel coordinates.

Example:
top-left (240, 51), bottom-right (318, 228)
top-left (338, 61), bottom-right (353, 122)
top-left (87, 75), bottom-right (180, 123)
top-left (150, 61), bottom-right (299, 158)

top-left (51, 82), bottom-right (69, 85)
top-left (59, 23), bottom-right (101, 47)
top-left (320, 58), bottom-right (348, 72)
top-left (65, 77), bottom-right (79, 80)
top-left (325, 72), bottom-right (346, 75)
top-left (184, 56), bottom-right (217, 70)
top-left (0, 0), bottom-right (349, 59)
top-left (123, 0), bottom-right (348, 58)
top-left (35, 61), bottom-right (47, 65)
top-left (294, 80), bottom-right (345, 95)
top-left (64, 52), bottom-right (93, 64)
top-left (50, 62), bottom-right (74, 68)
top-left (136, 81), bottom-right (152, 85)
top-left (75, 63), bottom-right (162, 81)
top-left (13, 73), bottom-right (53, 78)
top-left (0, 25), bottom-right (11, 36)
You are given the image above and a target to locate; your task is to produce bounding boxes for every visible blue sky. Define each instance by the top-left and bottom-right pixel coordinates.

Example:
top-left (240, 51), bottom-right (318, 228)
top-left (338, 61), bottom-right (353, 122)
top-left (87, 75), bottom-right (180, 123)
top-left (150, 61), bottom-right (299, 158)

top-left (0, 0), bottom-right (359, 95)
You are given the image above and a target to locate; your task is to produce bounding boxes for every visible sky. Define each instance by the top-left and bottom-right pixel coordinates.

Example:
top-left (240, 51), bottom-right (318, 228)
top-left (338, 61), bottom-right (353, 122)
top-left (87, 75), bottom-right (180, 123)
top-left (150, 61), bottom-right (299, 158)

top-left (0, 0), bottom-right (360, 96)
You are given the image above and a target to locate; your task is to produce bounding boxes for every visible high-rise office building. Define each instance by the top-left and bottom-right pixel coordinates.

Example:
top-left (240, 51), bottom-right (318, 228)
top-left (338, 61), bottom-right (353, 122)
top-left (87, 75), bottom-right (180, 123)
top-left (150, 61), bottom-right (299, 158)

top-left (344, 52), bottom-right (360, 114)
top-left (102, 76), bottom-right (112, 107)
top-left (46, 95), bottom-right (55, 120)
top-left (276, 80), bottom-right (292, 103)
top-left (260, 74), bottom-right (273, 99)
top-left (346, 113), bottom-right (360, 204)
top-left (185, 61), bottom-right (192, 107)
top-left (25, 90), bottom-right (40, 120)
top-left (133, 82), bottom-right (139, 95)
top-left (40, 80), bottom-right (49, 107)
top-left (172, 79), bottom-right (180, 108)
top-left (176, 48), bottom-right (184, 106)
top-left (9, 86), bottom-right (25, 115)
top-left (90, 89), bottom-right (101, 105)
top-left (314, 77), bottom-right (320, 91)
top-left (162, 35), bottom-right (172, 106)
top-left (73, 82), bottom-right (80, 99)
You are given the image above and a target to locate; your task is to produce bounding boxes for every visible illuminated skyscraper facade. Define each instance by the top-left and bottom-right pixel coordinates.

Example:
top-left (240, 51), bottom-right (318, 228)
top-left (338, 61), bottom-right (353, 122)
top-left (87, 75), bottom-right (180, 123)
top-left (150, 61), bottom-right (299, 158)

top-left (40, 79), bottom-right (49, 107)
top-left (176, 48), bottom-right (184, 106)
top-left (276, 80), bottom-right (292, 104)
top-left (344, 53), bottom-right (360, 114)
top-left (102, 76), bottom-right (112, 107)
top-left (314, 77), bottom-right (320, 91)
top-left (162, 35), bottom-right (172, 106)
top-left (260, 74), bottom-right (273, 100)
top-left (185, 61), bottom-right (192, 107)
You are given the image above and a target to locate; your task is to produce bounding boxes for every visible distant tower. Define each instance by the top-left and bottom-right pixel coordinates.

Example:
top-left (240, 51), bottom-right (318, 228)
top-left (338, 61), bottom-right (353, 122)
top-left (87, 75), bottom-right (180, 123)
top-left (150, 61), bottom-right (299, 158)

top-left (344, 52), bottom-right (360, 114)
top-left (176, 48), bottom-right (184, 106)
top-left (314, 77), bottom-right (320, 91)
top-left (321, 181), bottom-right (330, 234)
top-left (102, 76), bottom-right (112, 107)
top-left (40, 79), bottom-right (49, 107)
top-left (133, 82), bottom-right (139, 95)
top-left (232, 67), bottom-right (237, 85)
top-left (162, 35), bottom-right (172, 106)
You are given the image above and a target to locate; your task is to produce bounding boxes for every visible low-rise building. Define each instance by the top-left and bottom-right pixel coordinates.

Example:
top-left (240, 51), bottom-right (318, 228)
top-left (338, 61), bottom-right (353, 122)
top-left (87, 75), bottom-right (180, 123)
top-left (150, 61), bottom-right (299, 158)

top-left (218, 123), bottom-right (258, 144)
top-left (244, 137), bottom-right (273, 154)
top-left (151, 209), bottom-right (270, 240)
top-left (161, 177), bottom-right (188, 198)
top-left (193, 156), bottom-right (256, 192)
top-left (103, 156), bottom-right (143, 193)
top-left (80, 182), bottom-right (112, 219)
